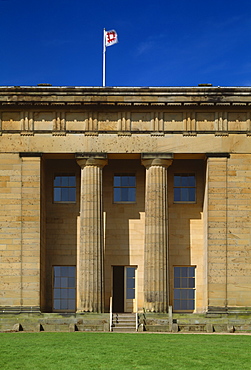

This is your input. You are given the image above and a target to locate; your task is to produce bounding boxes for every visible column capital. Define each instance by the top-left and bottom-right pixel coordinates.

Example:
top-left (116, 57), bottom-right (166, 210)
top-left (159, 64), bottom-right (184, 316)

top-left (142, 158), bottom-right (173, 169)
top-left (76, 153), bottom-right (108, 169)
top-left (141, 153), bottom-right (173, 169)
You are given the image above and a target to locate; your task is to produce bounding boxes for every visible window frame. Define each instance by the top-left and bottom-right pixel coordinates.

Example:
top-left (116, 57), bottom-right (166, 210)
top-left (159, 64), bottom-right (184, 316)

top-left (113, 173), bottom-right (136, 203)
top-left (52, 265), bottom-right (76, 312)
top-left (53, 173), bottom-right (76, 203)
top-left (173, 173), bottom-right (196, 203)
top-left (173, 265), bottom-right (196, 312)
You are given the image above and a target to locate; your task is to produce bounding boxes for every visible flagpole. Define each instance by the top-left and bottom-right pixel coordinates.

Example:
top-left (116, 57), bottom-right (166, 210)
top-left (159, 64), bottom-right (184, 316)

top-left (103, 28), bottom-right (106, 87)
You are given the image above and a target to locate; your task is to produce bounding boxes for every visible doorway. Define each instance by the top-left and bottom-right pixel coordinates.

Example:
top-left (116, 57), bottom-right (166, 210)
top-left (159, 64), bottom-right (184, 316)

top-left (112, 266), bottom-right (137, 313)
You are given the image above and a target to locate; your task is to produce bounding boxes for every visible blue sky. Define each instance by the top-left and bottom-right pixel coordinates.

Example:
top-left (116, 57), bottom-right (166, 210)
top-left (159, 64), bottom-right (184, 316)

top-left (1, 0), bottom-right (251, 87)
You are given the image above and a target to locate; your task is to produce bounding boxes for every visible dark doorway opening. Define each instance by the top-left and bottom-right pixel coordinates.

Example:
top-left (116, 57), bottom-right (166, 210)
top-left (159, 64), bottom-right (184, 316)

top-left (112, 266), bottom-right (124, 312)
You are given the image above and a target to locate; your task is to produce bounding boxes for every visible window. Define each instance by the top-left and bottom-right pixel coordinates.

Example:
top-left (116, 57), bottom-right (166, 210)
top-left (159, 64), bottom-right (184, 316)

top-left (113, 174), bottom-right (136, 202)
top-left (174, 173), bottom-right (196, 202)
top-left (173, 266), bottom-right (195, 311)
top-left (53, 266), bottom-right (76, 311)
top-left (126, 267), bottom-right (136, 299)
top-left (54, 174), bottom-right (76, 202)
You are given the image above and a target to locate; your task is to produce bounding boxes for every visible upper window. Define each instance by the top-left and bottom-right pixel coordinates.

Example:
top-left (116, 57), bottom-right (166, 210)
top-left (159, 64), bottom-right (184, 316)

top-left (53, 174), bottom-right (76, 202)
top-left (174, 173), bottom-right (196, 202)
top-left (114, 174), bottom-right (136, 202)
top-left (173, 266), bottom-right (195, 311)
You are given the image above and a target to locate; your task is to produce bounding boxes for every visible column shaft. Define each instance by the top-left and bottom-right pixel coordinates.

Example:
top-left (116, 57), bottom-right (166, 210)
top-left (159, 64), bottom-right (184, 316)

top-left (142, 157), bottom-right (172, 312)
top-left (77, 157), bottom-right (107, 312)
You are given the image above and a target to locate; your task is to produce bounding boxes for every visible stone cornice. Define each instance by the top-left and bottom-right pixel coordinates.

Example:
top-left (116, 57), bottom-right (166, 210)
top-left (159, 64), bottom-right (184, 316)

top-left (1, 86), bottom-right (251, 106)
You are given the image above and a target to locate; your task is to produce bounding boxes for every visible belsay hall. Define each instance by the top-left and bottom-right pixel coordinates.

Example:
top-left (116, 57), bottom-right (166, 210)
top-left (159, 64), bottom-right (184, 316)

top-left (0, 85), bottom-right (251, 332)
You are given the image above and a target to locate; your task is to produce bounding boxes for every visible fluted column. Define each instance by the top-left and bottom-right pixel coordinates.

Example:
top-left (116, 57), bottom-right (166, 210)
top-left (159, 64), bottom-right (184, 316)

top-left (142, 155), bottom-right (173, 312)
top-left (76, 155), bottom-right (107, 312)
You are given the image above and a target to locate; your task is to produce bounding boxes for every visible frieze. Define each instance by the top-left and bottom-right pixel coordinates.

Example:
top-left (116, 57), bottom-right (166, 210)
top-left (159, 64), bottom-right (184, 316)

top-left (0, 108), bottom-right (251, 135)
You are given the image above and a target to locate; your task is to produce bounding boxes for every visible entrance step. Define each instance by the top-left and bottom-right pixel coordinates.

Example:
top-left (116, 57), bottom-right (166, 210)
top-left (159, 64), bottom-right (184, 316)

top-left (112, 313), bottom-right (138, 332)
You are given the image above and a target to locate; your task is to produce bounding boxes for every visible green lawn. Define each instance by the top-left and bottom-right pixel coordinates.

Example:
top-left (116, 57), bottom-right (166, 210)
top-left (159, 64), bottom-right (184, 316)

top-left (0, 332), bottom-right (251, 369)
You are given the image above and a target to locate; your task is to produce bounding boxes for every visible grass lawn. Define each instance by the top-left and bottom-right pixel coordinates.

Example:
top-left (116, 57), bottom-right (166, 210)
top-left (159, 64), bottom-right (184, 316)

top-left (0, 332), bottom-right (251, 369)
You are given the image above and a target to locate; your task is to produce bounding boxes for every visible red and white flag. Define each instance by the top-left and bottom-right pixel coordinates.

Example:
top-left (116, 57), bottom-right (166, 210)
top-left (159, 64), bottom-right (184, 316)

top-left (105, 30), bottom-right (118, 47)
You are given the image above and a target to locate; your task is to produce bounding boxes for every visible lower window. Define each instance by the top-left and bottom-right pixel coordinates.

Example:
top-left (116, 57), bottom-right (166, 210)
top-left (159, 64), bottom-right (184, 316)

top-left (173, 266), bottom-right (195, 311)
top-left (53, 266), bottom-right (76, 311)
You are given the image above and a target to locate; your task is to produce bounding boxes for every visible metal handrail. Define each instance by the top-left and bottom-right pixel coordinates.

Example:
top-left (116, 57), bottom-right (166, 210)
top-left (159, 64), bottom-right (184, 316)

top-left (109, 297), bottom-right (113, 332)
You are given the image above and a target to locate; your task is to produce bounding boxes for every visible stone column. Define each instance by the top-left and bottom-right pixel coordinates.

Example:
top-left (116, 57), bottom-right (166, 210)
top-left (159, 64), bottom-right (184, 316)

top-left (76, 154), bottom-right (107, 312)
top-left (141, 154), bottom-right (173, 312)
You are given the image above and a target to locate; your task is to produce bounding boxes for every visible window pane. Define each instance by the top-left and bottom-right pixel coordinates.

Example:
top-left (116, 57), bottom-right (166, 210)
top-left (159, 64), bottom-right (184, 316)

top-left (68, 277), bottom-right (75, 288)
top-left (68, 176), bottom-right (76, 186)
top-left (61, 177), bottom-right (69, 186)
top-left (127, 289), bottom-right (135, 299)
top-left (61, 300), bottom-right (68, 310)
top-left (68, 300), bottom-right (75, 310)
top-left (188, 278), bottom-right (195, 288)
top-left (68, 289), bottom-right (76, 299)
top-left (121, 188), bottom-right (128, 201)
top-left (68, 188), bottom-right (76, 202)
top-left (181, 290), bottom-right (188, 299)
top-left (114, 188), bottom-right (121, 202)
top-left (54, 188), bottom-right (61, 202)
top-left (54, 176), bottom-right (61, 186)
top-left (61, 266), bottom-right (68, 276)
top-left (121, 176), bottom-right (129, 186)
top-left (189, 188), bottom-right (196, 201)
top-left (54, 299), bottom-right (60, 310)
top-left (61, 289), bottom-right (68, 299)
top-left (68, 266), bottom-right (75, 277)
top-left (128, 176), bottom-right (136, 186)
top-left (174, 188), bottom-right (181, 202)
top-left (181, 267), bottom-right (188, 277)
top-left (128, 188), bottom-right (136, 201)
top-left (181, 278), bottom-right (188, 288)
top-left (181, 300), bottom-right (188, 310)
top-left (181, 176), bottom-right (189, 186)
top-left (127, 267), bottom-right (135, 278)
top-left (61, 277), bottom-right (68, 288)
top-left (54, 289), bottom-right (60, 299)
top-left (61, 188), bottom-right (69, 201)
top-left (189, 175), bottom-right (196, 186)
top-left (174, 267), bottom-right (180, 278)
top-left (174, 277), bottom-right (180, 288)
top-left (174, 176), bottom-right (181, 186)
top-left (54, 277), bottom-right (61, 288)
top-left (174, 300), bottom-right (180, 310)
top-left (188, 266), bottom-right (195, 277)
top-left (188, 289), bottom-right (195, 299)
top-left (174, 289), bottom-right (180, 299)
top-left (114, 176), bottom-right (121, 186)
top-left (127, 279), bottom-right (135, 289)
top-left (187, 300), bottom-right (195, 310)
top-left (181, 188), bottom-right (189, 201)
top-left (54, 266), bottom-right (61, 276)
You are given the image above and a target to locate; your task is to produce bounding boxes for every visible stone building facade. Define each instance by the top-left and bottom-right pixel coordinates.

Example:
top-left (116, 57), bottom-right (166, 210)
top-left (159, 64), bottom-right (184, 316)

top-left (0, 86), bottom-right (251, 324)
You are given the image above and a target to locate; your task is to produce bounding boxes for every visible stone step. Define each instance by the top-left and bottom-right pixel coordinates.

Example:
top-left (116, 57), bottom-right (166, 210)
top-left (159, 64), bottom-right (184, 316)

top-left (112, 327), bottom-right (136, 332)
top-left (112, 313), bottom-right (138, 332)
